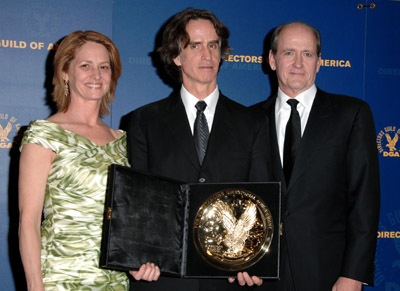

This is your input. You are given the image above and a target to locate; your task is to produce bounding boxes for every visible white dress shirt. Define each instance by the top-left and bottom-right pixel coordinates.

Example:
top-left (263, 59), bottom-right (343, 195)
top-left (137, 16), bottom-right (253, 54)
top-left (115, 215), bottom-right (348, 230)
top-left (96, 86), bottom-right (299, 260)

top-left (275, 85), bottom-right (317, 166)
top-left (180, 85), bottom-right (219, 134)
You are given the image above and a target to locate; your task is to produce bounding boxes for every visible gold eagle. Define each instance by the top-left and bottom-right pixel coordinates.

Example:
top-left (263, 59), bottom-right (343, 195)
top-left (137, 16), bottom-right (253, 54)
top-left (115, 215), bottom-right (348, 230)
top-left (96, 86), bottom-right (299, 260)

top-left (385, 133), bottom-right (398, 151)
top-left (0, 122), bottom-right (12, 142)
top-left (213, 199), bottom-right (257, 256)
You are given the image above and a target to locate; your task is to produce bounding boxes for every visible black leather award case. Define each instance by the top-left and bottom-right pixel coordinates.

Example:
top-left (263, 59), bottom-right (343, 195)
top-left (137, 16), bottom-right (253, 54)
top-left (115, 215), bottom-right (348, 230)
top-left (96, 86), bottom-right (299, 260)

top-left (100, 164), bottom-right (281, 279)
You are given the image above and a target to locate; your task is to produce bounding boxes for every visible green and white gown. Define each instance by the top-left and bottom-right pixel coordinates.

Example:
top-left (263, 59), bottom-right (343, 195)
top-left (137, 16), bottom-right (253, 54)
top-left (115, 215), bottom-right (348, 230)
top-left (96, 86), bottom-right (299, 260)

top-left (21, 120), bottom-right (129, 290)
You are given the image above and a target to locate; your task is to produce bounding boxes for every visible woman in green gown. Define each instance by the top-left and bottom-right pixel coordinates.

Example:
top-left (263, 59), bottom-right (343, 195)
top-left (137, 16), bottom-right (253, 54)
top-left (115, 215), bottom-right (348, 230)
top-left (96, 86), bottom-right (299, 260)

top-left (18, 30), bottom-right (159, 291)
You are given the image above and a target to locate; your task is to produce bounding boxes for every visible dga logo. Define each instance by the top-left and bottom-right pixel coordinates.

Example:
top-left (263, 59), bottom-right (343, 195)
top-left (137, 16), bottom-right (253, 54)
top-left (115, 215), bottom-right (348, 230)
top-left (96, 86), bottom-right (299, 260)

top-left (377, 126), bottom-right (400, 158)
top-left (0, 113), bottom-right (20, 149)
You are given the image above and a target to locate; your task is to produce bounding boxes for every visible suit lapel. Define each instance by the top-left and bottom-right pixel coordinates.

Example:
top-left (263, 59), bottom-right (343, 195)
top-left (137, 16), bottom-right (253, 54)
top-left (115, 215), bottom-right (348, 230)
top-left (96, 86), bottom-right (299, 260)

top-left (163, 93), bottom-right (200, 169)
top-left (202, 94), bottom-right (233, 166)
top-left (288, 89), bottom-right (334, 189)
top-left (262, 96), bottom-right (287, 192)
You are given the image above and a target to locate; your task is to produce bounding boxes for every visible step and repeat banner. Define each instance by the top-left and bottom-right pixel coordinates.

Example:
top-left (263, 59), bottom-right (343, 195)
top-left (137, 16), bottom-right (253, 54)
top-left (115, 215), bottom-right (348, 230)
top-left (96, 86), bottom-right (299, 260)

top-left (1, 0), bottom-right (399, 289)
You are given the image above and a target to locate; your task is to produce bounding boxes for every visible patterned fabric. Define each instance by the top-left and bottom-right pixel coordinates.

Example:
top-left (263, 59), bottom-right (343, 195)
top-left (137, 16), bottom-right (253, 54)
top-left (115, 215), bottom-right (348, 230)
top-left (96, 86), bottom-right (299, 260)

top-left (193, 100), bottom-right (209, 165)
top-left (21, 120), bottom-right (129, 290)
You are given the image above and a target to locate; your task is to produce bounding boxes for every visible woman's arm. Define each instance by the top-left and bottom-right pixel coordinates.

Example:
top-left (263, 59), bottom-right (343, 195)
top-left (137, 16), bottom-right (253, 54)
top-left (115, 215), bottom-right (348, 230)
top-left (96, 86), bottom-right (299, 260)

top-left (19, 143), bottom-right (55, 291)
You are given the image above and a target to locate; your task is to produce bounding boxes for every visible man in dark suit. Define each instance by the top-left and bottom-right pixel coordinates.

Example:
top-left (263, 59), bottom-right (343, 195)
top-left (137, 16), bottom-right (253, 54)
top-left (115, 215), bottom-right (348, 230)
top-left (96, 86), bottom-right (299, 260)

top-left (122, 8), bottom-right (270, 291)
top-left (253, 22), bottom-right (380, 290)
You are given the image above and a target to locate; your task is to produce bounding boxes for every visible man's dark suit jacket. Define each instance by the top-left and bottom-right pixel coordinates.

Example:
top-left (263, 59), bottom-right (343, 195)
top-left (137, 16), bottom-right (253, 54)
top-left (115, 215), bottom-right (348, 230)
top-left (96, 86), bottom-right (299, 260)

top-left (121, 91), bottom-right (271, 291)
top-left (252, 88), bottom-right (380, 290)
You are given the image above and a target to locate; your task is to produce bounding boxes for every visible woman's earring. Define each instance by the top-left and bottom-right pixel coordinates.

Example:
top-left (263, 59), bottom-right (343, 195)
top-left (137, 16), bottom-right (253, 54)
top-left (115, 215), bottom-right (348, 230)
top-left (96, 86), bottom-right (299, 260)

top-left (64, 80), bottom-right (69, 97)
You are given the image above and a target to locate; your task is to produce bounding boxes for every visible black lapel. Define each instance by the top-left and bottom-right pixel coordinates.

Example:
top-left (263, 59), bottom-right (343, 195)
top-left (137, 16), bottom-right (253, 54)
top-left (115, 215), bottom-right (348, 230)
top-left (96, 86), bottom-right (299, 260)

top-left (202, 93), bottom-right (233, 166)
top-left (288, 89), bottom-right (334, 189)
top-left (262, 96), bottom-right (287, 192)
top-left (163, 92), bottom-right (200, 169)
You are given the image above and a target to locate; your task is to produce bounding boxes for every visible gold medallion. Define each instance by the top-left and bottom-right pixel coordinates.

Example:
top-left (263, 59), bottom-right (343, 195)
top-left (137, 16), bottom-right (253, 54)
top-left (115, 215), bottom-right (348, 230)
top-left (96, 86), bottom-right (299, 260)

top-left (193, 188), bottom-right (273, 271)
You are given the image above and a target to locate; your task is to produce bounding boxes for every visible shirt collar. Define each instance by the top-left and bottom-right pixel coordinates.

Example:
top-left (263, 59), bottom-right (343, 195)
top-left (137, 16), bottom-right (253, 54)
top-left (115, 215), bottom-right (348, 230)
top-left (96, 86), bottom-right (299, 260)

top-left (180, 85), bottom-right (219, 113)
top-left (276, 84), bottom-right (317, 113)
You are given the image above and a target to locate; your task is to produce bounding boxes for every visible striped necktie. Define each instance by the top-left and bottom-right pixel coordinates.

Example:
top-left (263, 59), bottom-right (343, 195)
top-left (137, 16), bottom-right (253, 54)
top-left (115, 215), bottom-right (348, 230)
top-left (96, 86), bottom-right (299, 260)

top-left (194, 101), bottom-right (209, 165)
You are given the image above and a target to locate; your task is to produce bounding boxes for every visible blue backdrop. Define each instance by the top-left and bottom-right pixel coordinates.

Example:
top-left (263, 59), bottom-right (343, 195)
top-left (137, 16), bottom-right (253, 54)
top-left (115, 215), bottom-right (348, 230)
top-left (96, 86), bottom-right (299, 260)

top-left (1, 0), bottom-right (399, 289)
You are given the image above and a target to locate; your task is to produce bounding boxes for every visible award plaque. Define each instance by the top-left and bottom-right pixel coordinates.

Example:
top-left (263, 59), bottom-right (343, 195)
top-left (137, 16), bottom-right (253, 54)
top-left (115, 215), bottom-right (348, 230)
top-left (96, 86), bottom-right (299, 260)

top-left (100, 164), bottom-right (281, 278)
top-left (193, 189), bottom-right (273, 271)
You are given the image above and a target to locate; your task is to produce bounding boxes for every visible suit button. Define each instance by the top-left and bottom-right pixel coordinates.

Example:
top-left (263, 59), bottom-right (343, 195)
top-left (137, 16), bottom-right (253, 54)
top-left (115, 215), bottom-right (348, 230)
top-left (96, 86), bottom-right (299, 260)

top-left (198, 177), bottom-right (206, 183)
top-left (285, 210), bottom-right (290, 216)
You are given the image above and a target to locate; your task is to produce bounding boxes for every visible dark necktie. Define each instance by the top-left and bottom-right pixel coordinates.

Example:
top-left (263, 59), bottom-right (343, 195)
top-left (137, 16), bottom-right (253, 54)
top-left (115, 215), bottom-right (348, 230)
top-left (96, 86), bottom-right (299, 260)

top-left (194, 101), bottom-right (209, 165)
top-left (283, 99), bottom-right (301, 185)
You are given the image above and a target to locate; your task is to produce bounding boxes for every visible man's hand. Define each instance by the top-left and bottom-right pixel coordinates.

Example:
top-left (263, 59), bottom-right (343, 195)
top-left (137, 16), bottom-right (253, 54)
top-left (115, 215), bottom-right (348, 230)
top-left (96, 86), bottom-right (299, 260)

top-left (129, 262), bottom-right (160, 281)
top-left (228, 272), bottom-right (263, 286)
top-left (332, 277), bottom-right (362, 291)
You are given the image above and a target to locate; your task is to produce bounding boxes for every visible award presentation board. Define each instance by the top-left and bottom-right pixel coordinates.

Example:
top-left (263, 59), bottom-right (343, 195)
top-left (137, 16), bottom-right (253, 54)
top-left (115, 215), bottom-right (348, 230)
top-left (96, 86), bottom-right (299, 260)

top-left (100, 164), bottom-right (281, 278)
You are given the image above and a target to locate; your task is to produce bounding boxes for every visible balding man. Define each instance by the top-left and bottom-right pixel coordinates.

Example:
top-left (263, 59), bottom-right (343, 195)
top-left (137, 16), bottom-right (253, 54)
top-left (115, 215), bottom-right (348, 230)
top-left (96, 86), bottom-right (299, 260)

top-left (253, 22), bottom-right (380, 291)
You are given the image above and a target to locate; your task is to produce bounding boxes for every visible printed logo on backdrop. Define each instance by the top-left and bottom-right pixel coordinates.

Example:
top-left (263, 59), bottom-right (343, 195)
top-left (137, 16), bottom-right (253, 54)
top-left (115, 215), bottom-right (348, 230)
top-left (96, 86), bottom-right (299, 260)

top-left (223, 54), bottom-right (264, 71)
top-left (376, 209), bottom-right (400, 288)
top-left (320, 59), bottom-right (351, 68)
top-left (378, 67), bottom-right (400, 76)
top-left (222, 55), bottom-right (352, 71)
top-left (377, 126), bottom-right (400, 158)
top-left (0, 113), bottom-right (20, 149)
top-left (0, 40), bottom-right (59, 51)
